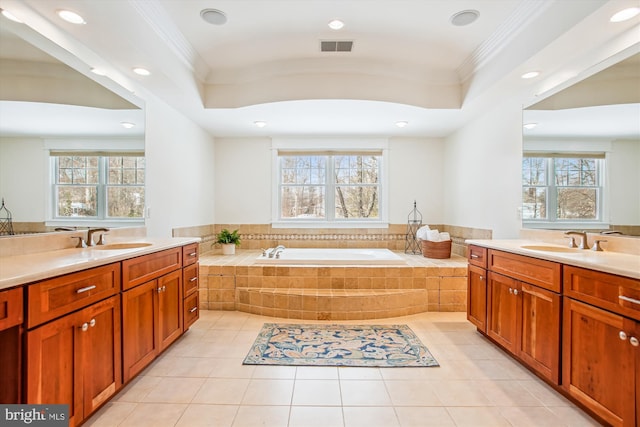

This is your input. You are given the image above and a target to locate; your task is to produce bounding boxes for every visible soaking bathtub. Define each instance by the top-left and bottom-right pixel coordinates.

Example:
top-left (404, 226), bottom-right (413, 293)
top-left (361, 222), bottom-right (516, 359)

top-left (254, 248), bottom-right (407, 265)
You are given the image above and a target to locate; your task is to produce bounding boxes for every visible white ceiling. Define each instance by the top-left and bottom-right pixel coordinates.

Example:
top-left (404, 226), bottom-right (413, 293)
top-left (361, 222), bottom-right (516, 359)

top-left (0, 0), bottom-right (638, 138)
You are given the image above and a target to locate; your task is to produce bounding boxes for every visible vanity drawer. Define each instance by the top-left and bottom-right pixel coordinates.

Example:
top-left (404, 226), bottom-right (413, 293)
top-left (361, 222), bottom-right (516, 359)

top-left (183, 292), bottom-right (199, 331)
top-left (27, 263), bottom-right (120, 328)
top-left (182, 243), bottom-right (199, 267)
top-left (0, 286), bottom-right (23, 330)
top-left (183, 263), bottom-right (199, 297)
top-left (564, 265), bottom-right (640, 321)
top-left (468, 245), bottom-right (487, 268)
top-left (488, 249), bottom-right (561, 292)
top-left (122, 247), bottom-right (182, 290)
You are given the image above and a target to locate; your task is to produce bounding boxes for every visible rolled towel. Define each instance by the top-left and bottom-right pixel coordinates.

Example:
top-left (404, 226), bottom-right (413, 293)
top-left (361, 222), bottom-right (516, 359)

top-left (439, 232), bottom-right (451, 242)
top-left (416, 225), bottom-right (431, 241)
top-left (426, 229), bottom-right (440, 242)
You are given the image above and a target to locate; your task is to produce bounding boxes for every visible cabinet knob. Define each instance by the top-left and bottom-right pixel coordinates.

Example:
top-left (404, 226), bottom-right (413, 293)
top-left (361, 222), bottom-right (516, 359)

top-left (479, 276), bottom-right (484, 281)
top-left (157, 287), bottom-right (163, 293)
top-left (619, 331), bottom-right (628, 341)
top-left (509, 288), bottom-right (513, 294)
top-left (631, 337), bottom-right (639, 347)
top-left (81, 322), bottom-right (89, 332)
top-left (89, 318), bottom-right (96, 328)
top-left (513, 289), bottom-right (519, 296)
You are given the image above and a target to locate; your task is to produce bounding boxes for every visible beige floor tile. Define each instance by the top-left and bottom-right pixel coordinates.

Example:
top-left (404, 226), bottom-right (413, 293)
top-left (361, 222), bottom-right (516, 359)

top-left (119, 403), bottom-right (187, 427)
top-left (518, 379), bottom-right (577, 407)
top-left (141, 377), bottom-right (205, 403)
top-left (292, 379), bottom-right (342, 406)
top-left (146, 355), bottom-right (216, 377)
top-left (192, 378), bottom-right (250, 404)
top-left (82, 402), bottom-right (137, 427)
top-left (296, 366), bottom-right (339, 380)
top-left (340, 380), bottom-right (392, 406)
top-left (394, 407), bottom-right (455, 426)
top-left (288, 406), bottom-right (344, 427)
top-left (208, 358), bottom-right (257, 378)
top-left (445, 407), bottom-right (511, 427)
top-left (548, 406), bottom-right (604, 427)
top-left (432, 380), bottom-right (493, 406)
top-left (241, 379), bottom-right (295, 405)
top-left (252, 365), bottom-right (297, 379)
top-left (232, 405), bottom-right (290, 427)
top-left (343, 406), bottom-right (400, 427)
top-left (175, 404), bottom-right (239, 427)
top-left (499, 406), bottom-right (570, 427)
top-left (475, 379), bottom-right (544, 406)
top-left (338, 367), bottom-right (382, 380)
top-left (114, 376), bottom-right (162, 402)
top-left (384, 380), bottom-right (442, 406)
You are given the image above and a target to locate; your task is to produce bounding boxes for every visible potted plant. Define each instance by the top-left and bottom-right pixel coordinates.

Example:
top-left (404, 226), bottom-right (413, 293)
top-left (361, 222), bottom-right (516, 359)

top-left (215, 228), bottom-right (241, 255)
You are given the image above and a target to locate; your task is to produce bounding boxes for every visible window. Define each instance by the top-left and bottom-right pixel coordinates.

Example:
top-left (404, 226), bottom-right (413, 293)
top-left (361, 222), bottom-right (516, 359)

top-left (52, 153), bottom-right (145, 220)
top-left (522, 154), bottom-right (603, 224)
top-left (278, 152), bottom-right (382, 222)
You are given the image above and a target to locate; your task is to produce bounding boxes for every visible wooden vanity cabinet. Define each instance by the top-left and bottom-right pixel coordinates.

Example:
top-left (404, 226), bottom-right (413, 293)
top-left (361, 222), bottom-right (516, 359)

top-left (182, 243), bottom-right (200, 331)
top-left (467, 246), bottom-right (487, 332)
top-left (121, 248), bottom-right (183, 382)
top-left (562, 266), bottom-right (640, 427)
top-left (486, 250), bottom-right (562, 383)
top-left (0, 286), bottom-right (23, 403)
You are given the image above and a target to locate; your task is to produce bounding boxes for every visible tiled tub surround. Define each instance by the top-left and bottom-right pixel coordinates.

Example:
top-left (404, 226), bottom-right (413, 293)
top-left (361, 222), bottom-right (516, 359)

top-left (172, 223), bottom-right (493, 258)
top-left (199, 250), bottom-right (468, 320)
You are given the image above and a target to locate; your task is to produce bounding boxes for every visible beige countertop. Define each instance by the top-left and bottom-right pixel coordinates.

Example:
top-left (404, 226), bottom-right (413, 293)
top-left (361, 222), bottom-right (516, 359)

top-left (467, 239), bottom-right (640, 280)
top-left (0, 237), bottom-right (200, 290)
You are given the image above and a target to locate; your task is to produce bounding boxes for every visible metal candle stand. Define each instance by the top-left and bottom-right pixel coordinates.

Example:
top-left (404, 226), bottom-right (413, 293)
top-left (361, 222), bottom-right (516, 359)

top-left (0, 198), bottom-right (15, 235)
top-left (404, 201), bottom-right (422, 254)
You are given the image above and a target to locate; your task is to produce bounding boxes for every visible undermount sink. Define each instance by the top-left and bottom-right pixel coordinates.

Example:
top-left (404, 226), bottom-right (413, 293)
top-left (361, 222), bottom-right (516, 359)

top-left (520, 245), bottom-right (579, 253)
top-left (93, 243), bottom-right (153, 250)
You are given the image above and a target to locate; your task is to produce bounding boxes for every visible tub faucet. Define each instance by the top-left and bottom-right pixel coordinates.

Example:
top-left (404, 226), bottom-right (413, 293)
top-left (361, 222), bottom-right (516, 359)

top-left (269, 245), bottom-right (285, 258)
top-left (87, 228), bottom-right (109, 246)
top-left (564, 230), bottom-right (589, 249)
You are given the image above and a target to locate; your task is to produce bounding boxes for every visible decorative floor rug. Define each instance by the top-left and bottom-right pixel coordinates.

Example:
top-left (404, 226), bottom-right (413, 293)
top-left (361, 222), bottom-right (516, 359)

top-left (243, 323), bottom-right (439, 367)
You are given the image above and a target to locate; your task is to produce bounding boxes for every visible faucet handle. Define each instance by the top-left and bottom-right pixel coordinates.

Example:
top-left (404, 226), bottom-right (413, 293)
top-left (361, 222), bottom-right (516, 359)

top-left (566, 236), bottom-right (576, 248)
top-left (71, 236), bottom-right (87, 248)
top-left (591, 239), bottom-right (607, 252)
top-left (97, 233), bottom-right (108, 245)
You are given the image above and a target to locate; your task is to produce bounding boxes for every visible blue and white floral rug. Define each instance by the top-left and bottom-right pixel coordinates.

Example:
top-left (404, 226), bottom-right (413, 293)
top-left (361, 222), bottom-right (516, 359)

top-left (243, 323), bottom-right (439, 367)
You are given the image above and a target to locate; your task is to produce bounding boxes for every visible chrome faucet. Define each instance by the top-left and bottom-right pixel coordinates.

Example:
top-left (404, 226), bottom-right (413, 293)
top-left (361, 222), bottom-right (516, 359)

top-left (87, 228), bottom-right (109, 246)
top-left (268, 245), bottom-right (285, 258)
top-left (564, 230), bottom-right (589, 249)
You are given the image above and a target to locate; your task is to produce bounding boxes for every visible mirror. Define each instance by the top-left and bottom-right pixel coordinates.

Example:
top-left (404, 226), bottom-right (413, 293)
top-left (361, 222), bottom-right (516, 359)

top-left (522, 52), bottom-right (640, 236)
top-left (0, 23), bottom-right (145, 235)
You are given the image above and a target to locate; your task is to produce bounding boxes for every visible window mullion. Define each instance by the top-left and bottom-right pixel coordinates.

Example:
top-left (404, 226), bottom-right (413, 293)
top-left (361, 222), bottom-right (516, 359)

top-left (97, 156), bottom-right (107, 219)
top-left (326, 155), bottom-right (335, 221)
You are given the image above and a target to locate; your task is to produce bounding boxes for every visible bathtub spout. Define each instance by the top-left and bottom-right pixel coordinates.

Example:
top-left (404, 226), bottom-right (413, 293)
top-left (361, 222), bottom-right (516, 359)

top-left (268, 245), bottom-right (286, 258)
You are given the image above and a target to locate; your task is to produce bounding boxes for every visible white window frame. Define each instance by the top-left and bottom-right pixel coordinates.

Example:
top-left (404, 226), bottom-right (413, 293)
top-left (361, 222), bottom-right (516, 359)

top-left (271, 139), bottom-right (389, 228)
top-left (522, 153), bottom-right (608, 230)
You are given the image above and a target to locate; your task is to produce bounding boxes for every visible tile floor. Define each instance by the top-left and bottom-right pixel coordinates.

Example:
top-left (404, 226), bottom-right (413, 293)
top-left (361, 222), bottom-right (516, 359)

top-left (85, 310), bottom-right (602, 427)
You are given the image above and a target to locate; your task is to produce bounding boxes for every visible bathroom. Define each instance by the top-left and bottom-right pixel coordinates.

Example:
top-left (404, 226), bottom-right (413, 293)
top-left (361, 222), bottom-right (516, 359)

top-left (1, 1), bottom-right (639, 426)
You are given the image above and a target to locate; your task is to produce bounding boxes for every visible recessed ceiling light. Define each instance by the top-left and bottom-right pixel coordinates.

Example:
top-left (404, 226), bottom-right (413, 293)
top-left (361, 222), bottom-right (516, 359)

top-left (450, 10), bottom-right (479, 26)
top-left (328, 19), bottom-right (345, 30)
top-left (395, 121), bottom-right (409, 128)
top-left (521, 71), bottom-right (540, 79)
top-left (610, 7), bottom-right (640, 22)
top-left (121, 122), bottom-right (135, 129)
top-left (201, 8), bottom-right (227, 25)
top-left (523, 123), bottom-right (538, 130)
top-left (254, 121), bottom-right (267, 128)
top-left (56, 9), bottom-right (86, 25)
top-left (90, 67), bottom-right (107, 76)
top-left (132, 67), bottom-right (151, 76)
top-left (1, 9), bottom-right (22, 23)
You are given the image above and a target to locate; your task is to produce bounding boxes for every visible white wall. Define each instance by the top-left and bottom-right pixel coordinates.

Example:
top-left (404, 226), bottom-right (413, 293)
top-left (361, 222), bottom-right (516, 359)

top-left (213, 136), bottom-right (445, 225)
top-left (0, 137), bottom-right (47, 221)
top-left (144, 98), bottom-right (216, 237)
top-left (443, 98), bottom-right (524, 239)
top-left (609, 139), bottom-right (640, 225)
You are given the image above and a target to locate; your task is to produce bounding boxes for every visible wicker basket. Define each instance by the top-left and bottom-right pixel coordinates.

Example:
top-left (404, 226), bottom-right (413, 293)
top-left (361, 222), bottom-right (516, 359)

top-left (421, 240), bottom-right (452, 259)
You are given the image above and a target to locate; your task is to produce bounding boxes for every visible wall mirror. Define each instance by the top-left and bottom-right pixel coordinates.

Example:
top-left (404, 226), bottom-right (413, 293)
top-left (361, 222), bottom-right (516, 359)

top-left (522, 51), bottom-right (640, 236)
top-left (0, 22), bottom-right (145, 235)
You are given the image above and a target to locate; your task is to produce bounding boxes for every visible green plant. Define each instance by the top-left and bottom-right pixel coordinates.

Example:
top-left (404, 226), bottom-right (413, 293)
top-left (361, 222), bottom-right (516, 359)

top-left (215, 228), bottom-right (241, 246)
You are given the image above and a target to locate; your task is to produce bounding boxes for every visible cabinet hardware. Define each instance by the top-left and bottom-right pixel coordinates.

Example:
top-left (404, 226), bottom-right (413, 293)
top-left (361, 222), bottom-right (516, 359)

top-left (76, 285), bottom-right (97, 294)
top-left (619, 295), bottom-right (640, 305)
top-left (471, 254), bottom-right (479, 258)
top-left (479, 276), bottom-right (483, 280)
top-left (81, 322), bottom-right (89, 332)
top-left (509, 288), bottom-right (513, 294)
top-left (513, 289), bottom-right (519, 296)
top-left (89, 318), bottom-right (96, 328)
top-left (190, 277), bottom-right (197, 282)
top-left (620, 331), bottom-right (628, 340)
top-left (631, 337), bottom-right (639, 347)
top-left (157, 287), bottom-right (163, 293)
top-left (189, 306), bottom-right (198, 313)
top-left (189, 252), bottom-right (197, 257)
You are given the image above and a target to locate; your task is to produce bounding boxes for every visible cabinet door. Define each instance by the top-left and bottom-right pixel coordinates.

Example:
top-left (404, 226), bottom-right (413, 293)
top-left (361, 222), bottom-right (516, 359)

top-left (82, 296), bottom-right (121, 415)
top-left (122, 280), bottom-right (158, 382)
top-left (158, 270), bottom-right (183, 351)
top-left (518, 283), bottom-right (561, 383)
top-left (563, 297), bottom-right (634, 427)
top-left (467, 265), bottom-right (487, 332)
top-left (487, 272), bottom-right (520, 352)
top-left (26, 311), bottom-right (83, 426)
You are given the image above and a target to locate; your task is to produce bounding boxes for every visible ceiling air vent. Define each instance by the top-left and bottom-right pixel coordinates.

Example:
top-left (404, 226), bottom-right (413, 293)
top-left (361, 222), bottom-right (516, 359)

top-left (320, 40), bottom-right (353, 52)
